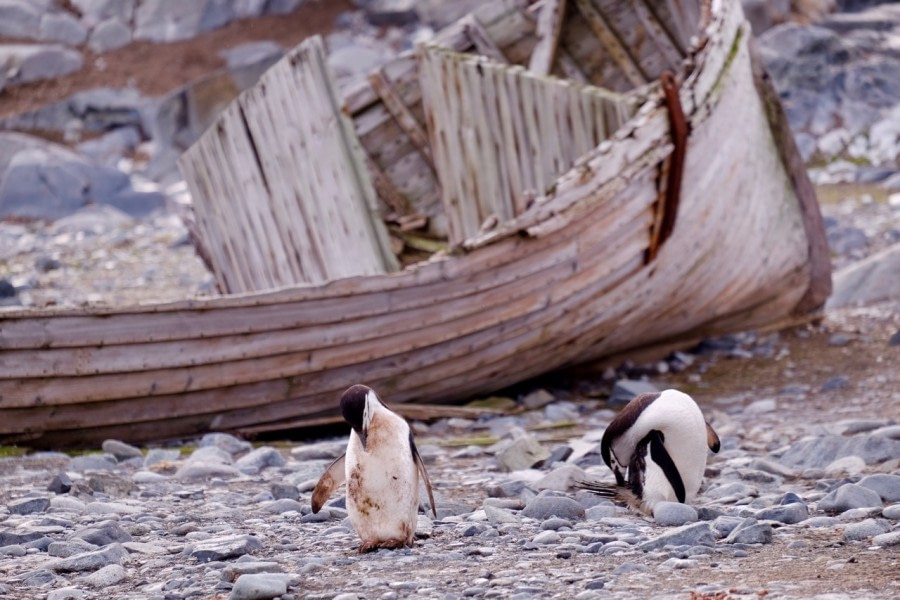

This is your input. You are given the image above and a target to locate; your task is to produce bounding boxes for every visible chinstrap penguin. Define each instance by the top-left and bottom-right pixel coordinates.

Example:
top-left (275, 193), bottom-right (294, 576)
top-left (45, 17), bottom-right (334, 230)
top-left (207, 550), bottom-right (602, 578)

top-left (578, 389), bottom-right (720, 515)
top-left (312, 384), bottom-right (436, 552)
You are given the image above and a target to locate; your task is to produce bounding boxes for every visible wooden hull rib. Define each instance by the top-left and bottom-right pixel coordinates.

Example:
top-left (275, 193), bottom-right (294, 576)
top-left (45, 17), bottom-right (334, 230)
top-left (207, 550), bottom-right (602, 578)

top-left (0, 0), bottom-right (830, 448)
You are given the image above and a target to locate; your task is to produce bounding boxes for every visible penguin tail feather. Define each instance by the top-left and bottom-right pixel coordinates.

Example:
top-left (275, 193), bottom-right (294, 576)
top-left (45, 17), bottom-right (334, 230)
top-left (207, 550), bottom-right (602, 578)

top-left (575, 480), bottom-right (650, 515)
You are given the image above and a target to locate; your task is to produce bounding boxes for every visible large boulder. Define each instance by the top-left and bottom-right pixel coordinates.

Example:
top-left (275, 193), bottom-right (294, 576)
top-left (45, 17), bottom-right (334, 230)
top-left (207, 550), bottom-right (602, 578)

top-left (827, 243), bottom-right (900, 308)
top-left (0, 44), bottom-right (83, 87)
top-left (134, 0), bottom-right (235, 42)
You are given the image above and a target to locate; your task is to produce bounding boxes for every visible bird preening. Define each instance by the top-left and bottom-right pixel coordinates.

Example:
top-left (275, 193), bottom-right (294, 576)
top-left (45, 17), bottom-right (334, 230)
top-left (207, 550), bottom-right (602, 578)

top-left (577, 389), bottom-right (720, 516)
top-left (312, 384), bottom-right (436, 552)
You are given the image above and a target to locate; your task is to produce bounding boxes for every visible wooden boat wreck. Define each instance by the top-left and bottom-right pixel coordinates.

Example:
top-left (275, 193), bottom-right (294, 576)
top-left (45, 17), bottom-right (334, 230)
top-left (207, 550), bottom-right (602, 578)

top-left (0, 0), bottom-right (830, 448)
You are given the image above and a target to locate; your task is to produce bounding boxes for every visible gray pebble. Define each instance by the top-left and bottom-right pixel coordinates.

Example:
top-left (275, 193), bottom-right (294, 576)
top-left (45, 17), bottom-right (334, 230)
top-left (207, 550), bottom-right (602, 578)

top-left (818, 483), bottom-right (883, 513)
top-left (484, 505), bottom-right (520, 526)
top-left (725, 522), bottom-right (773, 545)
top-left (585, 504), bottom-right (618, 520)
top-left (51, 542), bottom-right (128, 572)
top-left (638, 522), bottom-right (714, 551)
top-left (101, 439), bottom-right (143, 461)
top-left (175, 462), bottom-right (241, 481)
top-left (881, 504), bottom-right (900, 519)
top-left (0, 544), bottom-right (26, 557)
top-left (842, 518), bottom-right (891, 541)
top-left (47, 587), bottom-right (86, 600)
top-left (652, 502), bottom-right (698, 526)
top-left (659, 557), bottom-right (698, 569)
top-left (200, 432), bottom-right (253, 456)
top-left (711, 515), bottom-right (745, 537)
top-left (756, 502), bottom-right (809, 524)
top-left (264, 499), bottom-right (305, 514)
top-left (541, 517), bottom-right (572, 530)
top-left (8, 496), bottom-right (50, 515)
top-left (872, 531), bottom-right (900, 547)
top-left (521, 492), bottom-right (585, 521)
top-left (229, 573), bottom-right (290, 600)
top-left (495, 435), bottom-right (550, 472)
top-left (70, 454), bottom-right (118, 472)
top-left (192, 534), bottom-right (263, 563)
top-left (84, 563), bottom-right (127, 587)
top-left (143, 448), bottom-right (181, 467)
top-left (72, 519), bottom-right (132, 546)
top-left (858, 474), bottom-right (900, 502)
top-left (235, 446), bottom-right (286, 474)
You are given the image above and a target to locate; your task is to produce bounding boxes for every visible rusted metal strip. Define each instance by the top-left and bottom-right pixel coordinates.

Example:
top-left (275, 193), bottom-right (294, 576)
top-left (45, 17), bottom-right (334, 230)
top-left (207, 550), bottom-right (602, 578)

top-left (647, 70), bottom-right (689, 263)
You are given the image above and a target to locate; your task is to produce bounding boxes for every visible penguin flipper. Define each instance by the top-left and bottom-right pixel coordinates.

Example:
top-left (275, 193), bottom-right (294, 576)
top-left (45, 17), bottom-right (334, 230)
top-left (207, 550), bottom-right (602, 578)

top-left (409, 433), bottom-right (436, 517)
top-left (706, 421), bottom-right (721, 453)
top-left (311, 453), bottom-right (346, 513)
top-left (575, 479), bottom-right (647, 514)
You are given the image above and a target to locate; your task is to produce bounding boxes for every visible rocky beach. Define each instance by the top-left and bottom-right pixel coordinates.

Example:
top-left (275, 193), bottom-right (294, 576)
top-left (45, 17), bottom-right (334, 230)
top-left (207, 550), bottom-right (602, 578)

top-left (1, 0), bottom-right (899, 599)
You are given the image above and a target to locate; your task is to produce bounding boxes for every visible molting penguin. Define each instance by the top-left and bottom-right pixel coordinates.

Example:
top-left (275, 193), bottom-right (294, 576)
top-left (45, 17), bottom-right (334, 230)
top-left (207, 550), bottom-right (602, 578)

top-left (579, 389), bottom-right (720, 515)
top-left (311, 384), bottom-right (436, 552)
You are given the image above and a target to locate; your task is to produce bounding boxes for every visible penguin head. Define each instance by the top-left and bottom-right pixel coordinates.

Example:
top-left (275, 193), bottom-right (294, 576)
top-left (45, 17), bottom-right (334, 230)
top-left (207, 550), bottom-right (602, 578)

top-left (340, 384), bottom-right (380, 450)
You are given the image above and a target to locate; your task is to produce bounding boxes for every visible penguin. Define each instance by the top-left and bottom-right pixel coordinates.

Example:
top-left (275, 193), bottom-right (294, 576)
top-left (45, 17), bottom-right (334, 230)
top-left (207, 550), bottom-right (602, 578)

top-left (579, 389), bottom-right (720, 515)
top-left (311, 384), bottom-right (436, 552)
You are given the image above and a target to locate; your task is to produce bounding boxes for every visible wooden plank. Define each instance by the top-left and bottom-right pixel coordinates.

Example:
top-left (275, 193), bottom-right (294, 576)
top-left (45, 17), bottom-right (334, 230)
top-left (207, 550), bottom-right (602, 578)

top-left (572, 0), bottom-right (647, 87)
top-left (368, 69), bottom-right (435, 171)
top-left (462, 14), bottom-right (510, 63)
top-left (529, 0), bottom-right (567, 75)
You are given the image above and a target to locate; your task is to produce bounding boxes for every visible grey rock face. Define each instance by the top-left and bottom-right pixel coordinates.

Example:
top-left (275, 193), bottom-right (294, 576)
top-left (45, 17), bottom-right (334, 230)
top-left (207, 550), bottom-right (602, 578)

top-left (756, 502), bottom-right (809, 524)
top-left (50, 542), bottom-right (128, 572)
top-left (521, 492), bottom-right (586, 522)
top-left (0, 44), bottom-right (83, 86)
top-left (827, 244), bottom-right (900, 309)
top-left (71, 520), bottom-right (132, 546)
top-left (134, 0), bottom-right (235, 42)
top-left (725, 519), bottom-right (773, 545)
top-left (8, 496), bottom-right (50, 515)
top-left (495, 435), bottom-right (550, 472)
top-left (229, 573), bottom-right (291, 600)
top-left (818, 483), bottom-right (884, 513)
top-left (638, 522), bottom-right (715, 551)
top-left (191, 534), bottom-right (263, 563)
top-left (39, 12), bottom-right (89, 46)
top-left (652, 502), bottom-right (699, 527)
top-left (88, 18), bottom-right (132, 53)
top-left (858, 474), bottom-right (900, 503)
top-left (0, 0), bottom-right (41, 39)
top-left (842, 518), bottom-right (891, 541)
top-left (778, 434), bottom-right (900, 469)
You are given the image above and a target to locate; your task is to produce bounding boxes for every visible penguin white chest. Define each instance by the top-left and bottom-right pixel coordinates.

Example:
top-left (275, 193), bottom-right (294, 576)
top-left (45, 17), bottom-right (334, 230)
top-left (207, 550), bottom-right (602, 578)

top-left (345, 415), bottom-right (419, 548)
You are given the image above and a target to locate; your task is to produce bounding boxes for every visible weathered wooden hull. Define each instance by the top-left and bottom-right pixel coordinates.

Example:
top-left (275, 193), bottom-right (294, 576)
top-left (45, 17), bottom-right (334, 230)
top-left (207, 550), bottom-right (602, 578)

top-left (0, 0), bottom-right (829, 448)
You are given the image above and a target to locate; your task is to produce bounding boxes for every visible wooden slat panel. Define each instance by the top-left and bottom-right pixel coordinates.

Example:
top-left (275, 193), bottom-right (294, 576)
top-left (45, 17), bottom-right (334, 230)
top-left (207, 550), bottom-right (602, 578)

top-left (529, 0), bottom-right (567, 75)
top-left (420, 45), bottom-right (639, 244)
top-left (179, 35), bottom-right (397, 294)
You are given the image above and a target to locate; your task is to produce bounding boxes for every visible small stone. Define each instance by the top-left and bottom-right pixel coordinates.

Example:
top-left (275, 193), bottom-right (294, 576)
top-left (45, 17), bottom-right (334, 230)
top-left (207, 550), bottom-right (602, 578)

top-left (872, 531), bottom-right (900, 547)
top-left (821, 375), bottom-right (850, 391)
top-left (534, 465), bottom-right (585, 491)
top-left (48, 472), bottom-right (74, 494)
top-left (756, 502), bottom-right (809, 524)
top-left (585, 504), bottom-right (617, 520)
top-left (70, 454), bottom-right (117, 472)
top-left (540, 517), bottom-right (572, 530)
top-left (725, 520), bottom-right (773, 545)
top-left (659, 557), bottom-right (698, 569)
top-left (72, 520), bottom-right (132, 546)
top-left (825, 455), bottom-right (866, 476)
top-left (483, 505), bottom-right (519, 525)
top-left (652, 502), bottom-right (698, 526)
top-left (532, 530), bottom-right (560, 545)
top-left (858, 474), bottom-right (900, 503)
top-left (229, 573), bottom-right (290, 600)
top-left (192, 534), bottom-right (263, 563)
top-left (175, 462), bottom-right (241, 480)
top-left (84, 563), bottom-right (127, 587)
top-left (711, 515), bottom-right (745, 538)
top-left (199, 432), bottom-right (253, 456)
top-left (828, 333), bottom-right (852, 347)
top-left (521, 389), bottom-right (556, 410)
top-left (521, 492), bottom-right (586, 521)
top-left (495, 435), bottom-right (550, 472)
top-left (610, 380), bottom-right (658, 404)
top-left (882, 504), bottom-right (900, 520)
top-left (842, 518), bottom-right (891, 542)
top-left (48, 539), bottom-right (97, 558)
top-left (264, 499), bottom-right (304, 514)
top-left (638, 522), bottom-right (714, 551)
top-left (778, 434), bottom-right (900, 469)
top-left (0, 544), bottom-right (26, 557)
top-left (51, 542), bottom-right (128, 572)
top-left (818, 483), bottom-right (883, 514)
top-left (8, 496), bottom-right (50, 515)
top-left (235, 446), bottom-right (286, 474)
top-left (745, 398), bottom-right (777, 414)
top-left (47, 587), bottom-right (86, 600)
top-left (101, 439), bottom-right (143, 461)
top-left (270, 483), bottom-right (299, 500)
